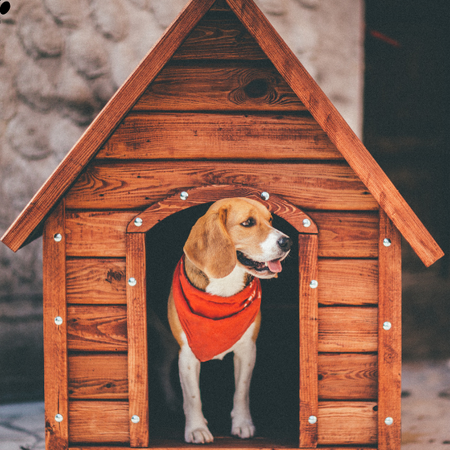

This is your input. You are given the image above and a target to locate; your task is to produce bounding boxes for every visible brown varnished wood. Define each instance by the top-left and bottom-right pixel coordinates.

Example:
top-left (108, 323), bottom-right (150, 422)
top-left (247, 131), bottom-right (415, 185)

top-left (67, 305), bottom-right (127, 352)
top-left (43, 200), bottom-right (69, 449)
top-left (298, 234), bottom-right (318, 447)
top-left (318, 259), bottom-right (378, 306)
top-left (69, 446), bottom-right (375, 450)
top-left (0, 0), bottom-right (216, 253)
top-left (226, 0), bottom-right (443, 267)
top-left (67, 258), bottom-right (126, 304)
top-left (133, 63), bottom-right (306, 112)
top-left (69, 401), bottom-right (129, 444)
top-left (65, 162), bottom-right (376, 211)
top-left (69, 354), bottom-right (128, 399)
top-left (377, 210), bottom-right (402, 449)
top-left (96, 113), bottom-right (342, 161)
top-left (318, 307), bottom-right (378, 353)
top-left (318, 353), bottom-right (377, 400)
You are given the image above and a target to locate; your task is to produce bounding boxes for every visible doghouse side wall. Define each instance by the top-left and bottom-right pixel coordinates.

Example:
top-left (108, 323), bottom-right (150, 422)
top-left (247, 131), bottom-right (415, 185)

top-left (59, 2), bottom-right (395, 448)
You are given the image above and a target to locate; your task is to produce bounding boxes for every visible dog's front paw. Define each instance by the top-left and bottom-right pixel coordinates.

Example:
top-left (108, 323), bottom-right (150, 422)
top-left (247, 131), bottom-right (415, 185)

top-left (185, 423), bottom-right (214, 444)
top-left (231, 418), bottom-right (255, 439)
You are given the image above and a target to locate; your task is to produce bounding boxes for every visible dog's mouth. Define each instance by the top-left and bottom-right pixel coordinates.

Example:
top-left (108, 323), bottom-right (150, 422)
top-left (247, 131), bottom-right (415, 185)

top-left (236, 251), bottom-right (284, 274)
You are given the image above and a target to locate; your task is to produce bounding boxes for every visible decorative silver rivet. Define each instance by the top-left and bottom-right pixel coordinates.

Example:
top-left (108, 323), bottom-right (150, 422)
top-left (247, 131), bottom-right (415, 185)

top-left (180, 191), bottom-right (189, 200)
top-left (308, 415), bottom-right (317, 424)
top-left (303, 218), bottom-right (311, 228)
top-left (383, 321), bottom-right (392, 330)
top-left (134, 217), bottom-right (143, 227)
top-left (53, 233), bottom-right (62, 242)
top-left (385, 417), bottom-right (393, 426)
top-left (54, 316), bottom-right (63, 326)
top-left (260, 191), bottom-right (270, 201)
top-left (55, 414), bottom-right (63, 423)
top-left (310, 280), bottom-right (318, 289)
top-left (383, 238), bottom-right (391, 247)
top-left (128, 277), bottom-right (137, 286)
top-left (131, 415), bottom-right (140, 424)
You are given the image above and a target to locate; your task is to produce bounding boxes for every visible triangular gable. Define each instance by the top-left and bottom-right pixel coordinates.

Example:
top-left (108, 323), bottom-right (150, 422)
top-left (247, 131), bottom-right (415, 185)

top-left (1, 0), bottom-right (443, 267)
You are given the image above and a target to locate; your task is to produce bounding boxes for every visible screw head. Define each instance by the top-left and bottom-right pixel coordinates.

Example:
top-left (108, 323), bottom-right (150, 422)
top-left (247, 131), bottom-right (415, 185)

top-left (383, 321), bottom-right (392, 330)
top-left (385, 417), bottom-right (393, 426)
top-left (310, 280), bottom-right (318, 289)
top-left (303, 218), bottom-right (311, 228)
top-left (131, 415), bottom-right (140, 424)
top-left (260, 191), bottom-right (270, 201)
top-left (134, 217), bottom-right (143, 227)
top-left (54, 316), bottom-right (63, 326)
top-left (308, 415), bottom-right (317, 424)
top-left (53, 233), bottom-right (62, 242)
top-left (383, 238), bottom-right (392, 247)
top-left (128, 277), bottom-right (137, 286)
top-left (55, 414), bottom-right (63, 423)
top-left (180, 191), bottom-right (189, 200)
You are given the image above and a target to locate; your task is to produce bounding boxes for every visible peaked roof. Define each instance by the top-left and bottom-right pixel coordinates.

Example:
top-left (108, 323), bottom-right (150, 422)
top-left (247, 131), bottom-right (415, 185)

top-left (1, 0), bottom-right (443, 267)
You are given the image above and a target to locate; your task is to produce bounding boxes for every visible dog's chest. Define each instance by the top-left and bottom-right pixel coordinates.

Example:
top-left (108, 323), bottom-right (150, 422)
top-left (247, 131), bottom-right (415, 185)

top-left (205, 265), bottom-right (248, 297)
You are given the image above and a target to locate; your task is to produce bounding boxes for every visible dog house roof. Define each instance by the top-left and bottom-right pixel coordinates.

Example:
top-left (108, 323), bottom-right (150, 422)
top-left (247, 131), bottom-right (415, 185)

top-left (1, 0), bottom-right (443, 267)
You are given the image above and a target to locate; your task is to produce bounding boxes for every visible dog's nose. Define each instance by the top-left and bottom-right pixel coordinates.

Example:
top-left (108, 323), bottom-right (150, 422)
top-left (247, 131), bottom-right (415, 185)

top-left (277, 236), bottom-right (292, 252)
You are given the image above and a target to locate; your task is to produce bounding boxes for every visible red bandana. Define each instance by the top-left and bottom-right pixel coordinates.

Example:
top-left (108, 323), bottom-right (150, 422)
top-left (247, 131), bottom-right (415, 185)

top-left (172, 257), bottom-right (261, 362)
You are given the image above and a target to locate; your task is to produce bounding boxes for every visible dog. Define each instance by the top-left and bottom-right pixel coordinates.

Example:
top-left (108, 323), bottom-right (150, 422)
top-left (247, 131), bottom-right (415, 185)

top-left (168, 197), bottom-right (292, 444)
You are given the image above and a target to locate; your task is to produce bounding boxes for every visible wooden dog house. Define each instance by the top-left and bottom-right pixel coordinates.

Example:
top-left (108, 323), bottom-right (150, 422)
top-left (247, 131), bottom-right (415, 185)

top-left (1, 0), bottom-right (444, 449)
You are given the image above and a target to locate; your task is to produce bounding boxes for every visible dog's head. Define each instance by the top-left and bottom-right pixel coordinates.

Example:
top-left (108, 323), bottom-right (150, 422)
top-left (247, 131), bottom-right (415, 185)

top-left (184, 197), bottom-right (292, 280)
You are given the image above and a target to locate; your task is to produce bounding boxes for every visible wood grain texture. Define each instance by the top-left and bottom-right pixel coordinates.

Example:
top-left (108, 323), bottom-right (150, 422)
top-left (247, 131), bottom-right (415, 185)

top-left (69, 445), bottom-right (375, 450)
top-left (126, 233), bottom-right (149, 447)
top-left (65, 161), bottom-right (376, 211)
top-left (318, 354), bottom-right (377, 400)
top-left (43, 200), bottom-right (69, 449)
top-left (225, 0), bottom-right (443, 267)
top-left (298, 234), bottom-right (318, 447)
top-left (133, 63), bottom-right (306, 111)
top-left (97, 113), bottom-right (342, 160)
top-left (318, 259), bottom-right (378, 306)
top-left (0, 0), bottom-right (216, 253)
top-left (69, 354), bottom-right (128, 399)
top-left (317, 402), bottom-right (377, 445)
top-left (377, 210), bottom-right (402, 450)
top-left (67, 258), bottom-right (126, 304)
top-left (67, 305), bottom-right (127, 351)
top-left (69, 401), bottom-right (129, 444)
top-left (318, 307), bottom-right (378, 353)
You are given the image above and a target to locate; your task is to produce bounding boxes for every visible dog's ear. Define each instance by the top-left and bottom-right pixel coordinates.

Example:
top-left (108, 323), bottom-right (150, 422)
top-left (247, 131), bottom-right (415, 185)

top-left (184, 206), bottom-right (236, 279)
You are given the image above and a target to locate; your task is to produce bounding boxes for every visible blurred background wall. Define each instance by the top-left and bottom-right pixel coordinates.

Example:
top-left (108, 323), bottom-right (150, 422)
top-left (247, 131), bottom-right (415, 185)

top-left (0, 0), bottom-right (448, 403)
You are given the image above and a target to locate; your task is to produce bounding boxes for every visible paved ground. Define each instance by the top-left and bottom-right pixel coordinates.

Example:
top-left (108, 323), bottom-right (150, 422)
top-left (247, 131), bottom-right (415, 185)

top-left (0, 361), bottom-right (449, 450)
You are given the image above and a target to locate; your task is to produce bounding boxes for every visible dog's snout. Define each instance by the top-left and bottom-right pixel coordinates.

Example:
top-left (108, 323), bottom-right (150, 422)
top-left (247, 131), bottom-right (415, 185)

top-left (277, 236), bottom-right (292, 252)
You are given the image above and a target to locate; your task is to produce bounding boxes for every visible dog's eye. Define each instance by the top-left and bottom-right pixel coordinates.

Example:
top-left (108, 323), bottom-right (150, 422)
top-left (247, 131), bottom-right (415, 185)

top-left (241, 218), bottom-right (255, 227)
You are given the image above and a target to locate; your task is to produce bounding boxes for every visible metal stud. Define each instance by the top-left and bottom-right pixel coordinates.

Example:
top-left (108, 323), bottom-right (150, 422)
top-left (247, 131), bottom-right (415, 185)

top-left (308, 415), bottom-right (317, 424)
top-left (180, 191), bottom-right (189, 200)
top-left (53, 233), bottom-right (62, 242)
top-left (134, 217), bottom-right (143, 227)
top-left (383, 321), bottom-right (392, 330)
top-left (303, 218), bottom-right (311, 228)
top-left (383, 238), bottom-right (392, 247)
top-left (260, 191), bottom-right (270, 201)
top-left (55, 414), bottom-right (63, 423)
top-left (131, 415), bottom-right (140, 424)
top-left (310, 280), bottom-right (318, 289)
top-left (128, 277), bottom-right (137, 286)
top-left (54, 316), bottom-right (63, 326)
top-left (385, 417), bottom-right (393, 426)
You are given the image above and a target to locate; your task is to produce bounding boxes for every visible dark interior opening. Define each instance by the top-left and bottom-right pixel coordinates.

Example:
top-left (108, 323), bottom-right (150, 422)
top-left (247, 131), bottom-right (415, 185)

top-left (146, 203), bottom-right (299, 445)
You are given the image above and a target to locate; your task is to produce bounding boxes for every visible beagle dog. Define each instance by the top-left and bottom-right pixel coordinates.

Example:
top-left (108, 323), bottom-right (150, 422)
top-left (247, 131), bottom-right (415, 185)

top-left (168, 197), bottom-right (292, 444)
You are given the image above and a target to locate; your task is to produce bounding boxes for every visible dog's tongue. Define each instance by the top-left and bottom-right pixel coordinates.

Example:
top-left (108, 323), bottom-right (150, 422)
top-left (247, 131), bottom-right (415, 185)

top-left (268, 259), bottom-right (282, 273)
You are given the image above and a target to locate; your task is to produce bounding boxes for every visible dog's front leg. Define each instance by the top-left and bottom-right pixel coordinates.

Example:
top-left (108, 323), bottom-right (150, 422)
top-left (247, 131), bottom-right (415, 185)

top-left (179, 344), bottom-right (214, 444)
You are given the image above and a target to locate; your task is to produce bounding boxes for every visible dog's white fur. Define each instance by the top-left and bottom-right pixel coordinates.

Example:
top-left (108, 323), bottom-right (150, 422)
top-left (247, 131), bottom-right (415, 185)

top-left (168, 198), bottom-right (291, 444)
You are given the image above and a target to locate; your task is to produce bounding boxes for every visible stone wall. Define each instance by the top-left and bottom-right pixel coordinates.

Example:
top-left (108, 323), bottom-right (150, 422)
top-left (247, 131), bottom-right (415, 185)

top-left (0, 0), bottom-right (364, 400)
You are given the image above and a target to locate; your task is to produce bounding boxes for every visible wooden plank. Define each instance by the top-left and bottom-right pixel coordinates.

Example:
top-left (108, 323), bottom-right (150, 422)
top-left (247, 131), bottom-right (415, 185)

top-left (69, 354), bottom-right (128, 400)
top-left (318, 354), bottom-right (377, 400)
top-left (67, 305), bottom-right (127, 351)
top-left (226, 0), bottom-right (444, 267)
top-left (96, 113), bottom-right (342, 160)
top-left (377, 210), bottom-right (402, 450)
top-left (69, 401), bottom-right (129, 443)
top-left (43, 200), bottom-right (69, 448)
top-left (69, 446), bottom-right (374, 450)
top-left (318, 307), bottom-right (378, 353)
top-left (171, 10), bottom-right (267, 60)
top-left (126, 233), bottom-right (149, 447)
top-left (65, 161), bottom-right (377, 211)
top-left (310, 211), bottom-right (379, 259)
top-left (133, 63), bottom-right (306, 111)
top-left (317, 402), bottom-right (377, 445)
top-left (318, 259), bottom-right (378, 306)
top-left (298, 234), bottom-right (318, 448)
top-left (66, 211), bottom-right (138, 257)
top-left (67, 258), bottom-right (126, 304)
top-left (0, 0), bottom-right (216, 253)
